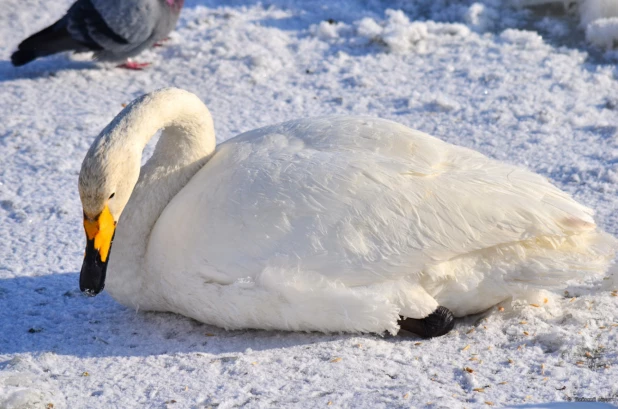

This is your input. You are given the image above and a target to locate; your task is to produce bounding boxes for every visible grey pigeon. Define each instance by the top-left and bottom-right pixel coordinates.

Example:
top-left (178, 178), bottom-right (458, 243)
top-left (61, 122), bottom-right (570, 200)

top-left (11, 0), bottom-right (183, 67)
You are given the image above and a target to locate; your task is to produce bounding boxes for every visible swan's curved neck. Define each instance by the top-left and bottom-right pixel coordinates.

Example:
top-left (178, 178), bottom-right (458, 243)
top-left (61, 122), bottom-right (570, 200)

top-left (95, 89), bottom-right (216, 169)
top-left (100, 89), bottom-right (217, 308)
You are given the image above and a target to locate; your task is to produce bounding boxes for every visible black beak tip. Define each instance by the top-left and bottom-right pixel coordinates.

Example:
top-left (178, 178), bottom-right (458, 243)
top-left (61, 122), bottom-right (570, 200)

top-left (80, 237), bottom-right (111, 298)
top-left (79, 262), bottom-right (106, 297)
top-left (81, 286), bottom-right (103, 297)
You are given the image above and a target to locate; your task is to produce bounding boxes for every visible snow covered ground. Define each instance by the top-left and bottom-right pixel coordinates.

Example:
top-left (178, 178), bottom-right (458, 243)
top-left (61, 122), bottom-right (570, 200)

top-left (1, 0), bottom-right (618, 408)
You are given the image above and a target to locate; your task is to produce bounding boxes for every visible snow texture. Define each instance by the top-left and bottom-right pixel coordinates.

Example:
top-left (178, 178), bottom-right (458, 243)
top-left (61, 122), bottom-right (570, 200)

top-left (1, 0), bottom-right (618, 408)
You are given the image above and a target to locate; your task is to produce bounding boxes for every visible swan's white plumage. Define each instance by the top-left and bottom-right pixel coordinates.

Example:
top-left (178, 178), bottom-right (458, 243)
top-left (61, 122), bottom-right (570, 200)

top-left (83, 88), bottom-right (617, 335)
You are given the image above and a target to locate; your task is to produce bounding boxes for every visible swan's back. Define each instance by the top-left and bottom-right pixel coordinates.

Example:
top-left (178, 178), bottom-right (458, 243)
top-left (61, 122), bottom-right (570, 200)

top-left (149, 116), bottom-right (614, 289)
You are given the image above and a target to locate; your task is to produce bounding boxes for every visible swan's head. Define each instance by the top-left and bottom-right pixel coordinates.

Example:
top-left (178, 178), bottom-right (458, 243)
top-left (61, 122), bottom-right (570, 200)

top-left (78, 125), bottom-right (141, 296)
top-left (77, 87), bottom-right (216, 297)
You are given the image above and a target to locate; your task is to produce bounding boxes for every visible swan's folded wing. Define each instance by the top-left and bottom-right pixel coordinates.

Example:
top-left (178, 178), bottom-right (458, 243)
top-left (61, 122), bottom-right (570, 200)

top-left (153, 117), bottom-right (602, 286)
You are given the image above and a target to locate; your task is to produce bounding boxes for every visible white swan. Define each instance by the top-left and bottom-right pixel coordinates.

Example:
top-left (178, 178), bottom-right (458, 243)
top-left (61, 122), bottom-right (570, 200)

top-left (78, 88), bottom-right (616, 337)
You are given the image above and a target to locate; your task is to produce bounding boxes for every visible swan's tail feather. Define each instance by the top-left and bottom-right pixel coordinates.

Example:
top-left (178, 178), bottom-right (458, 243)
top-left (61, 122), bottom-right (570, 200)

top-left (431, 231), bottom-right (616, 287)
top-left (422, 230), bottom-right (617, 316)
top-left (507, 231), bottom-right (617, 286)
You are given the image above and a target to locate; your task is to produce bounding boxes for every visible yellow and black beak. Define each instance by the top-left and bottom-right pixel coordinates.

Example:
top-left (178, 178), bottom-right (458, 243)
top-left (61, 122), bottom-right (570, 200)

top-left (80, 205), bottom-right (116, 296)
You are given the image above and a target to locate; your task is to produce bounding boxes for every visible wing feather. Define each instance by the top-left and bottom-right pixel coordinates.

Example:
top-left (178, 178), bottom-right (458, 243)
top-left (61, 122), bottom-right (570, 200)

top-left (152, 117), bottom-right (599, 286)
top-left (67, 0), bottom-right (160, 53)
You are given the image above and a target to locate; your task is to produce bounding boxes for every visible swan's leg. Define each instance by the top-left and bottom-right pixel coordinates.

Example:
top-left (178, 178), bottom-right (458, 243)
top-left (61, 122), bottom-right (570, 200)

top-left (398, 306), bottom-right (454, 338)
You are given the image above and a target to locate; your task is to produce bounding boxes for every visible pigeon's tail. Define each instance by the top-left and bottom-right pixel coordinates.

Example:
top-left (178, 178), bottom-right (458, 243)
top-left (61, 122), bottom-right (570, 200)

top-left (11, 19), bottom-right (81, 66)
top-left (11, 49), bottom-right (37, 67)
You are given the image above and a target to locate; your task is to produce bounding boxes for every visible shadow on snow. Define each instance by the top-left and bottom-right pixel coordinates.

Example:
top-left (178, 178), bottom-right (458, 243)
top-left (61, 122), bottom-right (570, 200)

top-left (0, 272), bottom-right (419, 359)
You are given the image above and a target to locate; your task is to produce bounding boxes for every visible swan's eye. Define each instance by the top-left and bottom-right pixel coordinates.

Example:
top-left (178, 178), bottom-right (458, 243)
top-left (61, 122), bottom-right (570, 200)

top-left (109, 193), bottom-right (115, 199)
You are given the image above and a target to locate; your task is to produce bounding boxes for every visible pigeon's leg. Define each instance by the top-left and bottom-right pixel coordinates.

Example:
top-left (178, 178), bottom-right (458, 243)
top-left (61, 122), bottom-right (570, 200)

top-left (117, 59), bottom-right (151, 70)
top-left (153, 37), bottom-right (171, 47)
top-left (398, 306), bottom-right (455, 338)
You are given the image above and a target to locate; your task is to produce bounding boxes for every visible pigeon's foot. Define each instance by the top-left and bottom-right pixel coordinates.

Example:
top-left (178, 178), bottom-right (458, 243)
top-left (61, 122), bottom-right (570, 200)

top-left (153, 37), bottom-right (171, 47)
top-left (118, 60), bottom-right (151, 70)
top-left (398, 306), bottom-right (455, 338)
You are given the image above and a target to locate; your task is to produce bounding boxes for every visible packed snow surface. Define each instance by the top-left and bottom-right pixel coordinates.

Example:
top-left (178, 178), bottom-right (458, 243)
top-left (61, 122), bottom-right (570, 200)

top-left (1, 0), bottom-right (618, 408)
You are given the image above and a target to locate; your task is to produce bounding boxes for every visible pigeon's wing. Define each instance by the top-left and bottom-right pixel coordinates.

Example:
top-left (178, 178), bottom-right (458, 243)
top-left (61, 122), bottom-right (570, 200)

top-left (66, 0), bottom-right (160, 53)
top-left (91, 0), bottom-right (162, 44)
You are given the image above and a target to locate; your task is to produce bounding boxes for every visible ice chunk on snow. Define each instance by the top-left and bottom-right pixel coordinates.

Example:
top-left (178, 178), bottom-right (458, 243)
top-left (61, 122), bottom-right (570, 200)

top-left (313, 21), bottom-right (339, 40)
top-left (354, 10), bottom-right (469, 54)
top-left (580, 0), bottom-right (618, 26)
top-left (586, 16), bottom-right (618, 48)
top-left (382, 10), bottom-right (428, 53)
top-left (356, 17), bottom-right (383, 39)
top-left (514, 0), bottom-right (618, 48)
top-left (579, 0), bottom-right (618, 48)
top-left (500, 28), bottom-right (545, 47)
top-left (0, 388), bottom-right (44, 409)
top-left (354, 10), bottom-right (428, 53)
top-left (466, 2), bottom-right (499, 31)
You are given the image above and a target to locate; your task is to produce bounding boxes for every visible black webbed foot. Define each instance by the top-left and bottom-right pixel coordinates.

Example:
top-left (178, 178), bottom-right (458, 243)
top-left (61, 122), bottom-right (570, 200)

top-left (398, 306), bottom-right (455, 338)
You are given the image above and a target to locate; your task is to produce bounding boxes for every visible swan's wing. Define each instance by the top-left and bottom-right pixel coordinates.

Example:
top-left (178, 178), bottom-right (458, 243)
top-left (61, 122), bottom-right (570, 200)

top-left (152, 117), bottom-right (598, 285)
